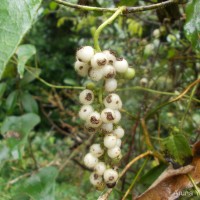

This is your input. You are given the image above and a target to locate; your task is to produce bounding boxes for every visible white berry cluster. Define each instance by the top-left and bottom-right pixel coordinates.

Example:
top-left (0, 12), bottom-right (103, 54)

top-left (74, 46), bottom-right (133, 190)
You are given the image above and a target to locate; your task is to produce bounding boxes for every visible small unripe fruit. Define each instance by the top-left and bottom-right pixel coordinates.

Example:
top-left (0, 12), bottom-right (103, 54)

top-left (76, 46), bottom-right (95, 63)
top-left (91, 53), bottom-right (108, 68)
top-left (123, 67), bottom-right (135, 80)
top-left (101, 108), bottom-right (116, 123)
top-left (113, 126), bottom-right (124, 138)
top-left (114, 57), bottom-right (128, 73)
top-left (113, 110), bottom-right (121, 124)
top-left (90, 144), bottom-right (104, 157)
top-left (101, 123), bottom-right (113, 133)
top-left (74, 61), bottom-right (90, 77)
top-left (79, 89), bottom-right (94, 105)
top-left (94, 162), bottom-right (106, 175)
top-left (79, 105), bottom-right (94, 120)
top-left (88, 68), bottom-right (103, 82)
top-left (86, 111), bottom-right (102, 127)
top-left (105, 78), bottom-right (117, 92)
top-left (104, 93), bottom-right (122, 110)
top-left (103, 50), bottom-right (116, 64)
top-left (84, 153), bottom-right (98, 168)
top-left (90, 172), bottom-right (103, 186)
top-left (95, 181), bottom-right (106, 191)
top-left (107, 146), bottom-right (121, 158)
top-left (104, 134), bottom-right (117, 149)
top-left (103, 65), bottom-right (116, 79)
top-left (103, 169), bottom-right (118, 183)
top-left (85, 81), bottom-right (95, 90)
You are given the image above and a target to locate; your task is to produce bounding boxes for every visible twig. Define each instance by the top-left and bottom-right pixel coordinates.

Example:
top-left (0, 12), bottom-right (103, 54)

top-left (140, 118), bottom-right (154, 150)
top-left (140, 118), bottom-right (165, 163)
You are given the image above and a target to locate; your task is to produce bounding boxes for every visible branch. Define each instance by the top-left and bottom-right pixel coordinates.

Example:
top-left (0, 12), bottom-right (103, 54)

top-left (54, 0), bottom-right (179, 14)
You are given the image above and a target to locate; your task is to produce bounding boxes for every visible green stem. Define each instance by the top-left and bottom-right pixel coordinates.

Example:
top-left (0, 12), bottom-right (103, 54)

top-left (180, 84), bottom-right (198, 131)
top-left (187, 174), bottom-right (200, 196)
top-left (122, 158), bottom-right (149, 200)
top-left (26, 67), bottom-right (84, 90)
top-left (117, 86), bottom-right (200, 103)
top-left (93, 6), bottom-right (126, 51)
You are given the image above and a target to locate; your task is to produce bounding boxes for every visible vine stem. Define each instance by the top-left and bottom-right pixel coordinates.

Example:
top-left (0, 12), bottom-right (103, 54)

top-left (54, 0), bottom-right (179, 14)
top-left (93, 6), bottom-right (126, 51)
top-left (26, 67), bottom-right (84, 90)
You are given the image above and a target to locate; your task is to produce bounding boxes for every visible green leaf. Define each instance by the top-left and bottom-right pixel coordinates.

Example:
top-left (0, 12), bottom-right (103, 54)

top-left (184, 0), bottom-right (200, 50)
top-left (64, 78), bottom-right (77, 86)
top-left (20, 92), bottom-right (38, 113)
top-left (0, 82), bottom-right (6, 98)
top-left (16, 44), bottom-right (36, 78)
top-left (20, 67), bottom-right (41, 86)
top-left (17, 166), bottom-right (58, 200)
top-left (1, 113), bottom-right (40, 158)
top-left (139, 164), bottom-right (167, 189)
top-left (6, 90), bottom-right (19, 111)
top-left (0, 0), bottom-right (42, 78)
top-left (161, 134), bottom-right (192, 167)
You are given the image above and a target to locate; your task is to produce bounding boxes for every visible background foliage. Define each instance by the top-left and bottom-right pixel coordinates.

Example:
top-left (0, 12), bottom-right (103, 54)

top-left (0, 0), bottom-right (199, 199)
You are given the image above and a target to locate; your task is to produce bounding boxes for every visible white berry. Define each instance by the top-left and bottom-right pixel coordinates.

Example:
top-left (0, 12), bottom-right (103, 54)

top-left (88, 68), bottom-right (103, 82)
top-left (113, 110), bottom-right (121, 124)
top-left (104, 93), bottom-right (122, 110)
top-left (101, 123), bottom-right (113, 133)
top-left (103, 50), bottom-right (116, 64)
top-left (107, 146), bottom-right (121, 158)
top-left (140, 77), bottom-right (148, 87)
top-left (105, 78), bottom-right (117, 92)
top-left (91, 53), bottom-right (108, 68)
top-left (113, 126), bottom-right (124, 138)
top-left (116, 139), bottom-right (122, 147)
top-left (94, 162), bottom-right (106, 176)
top-left (90, 144), bottom-right (104, 157)
top-left (76, 46), bottom-right (95, 63)
top-left (103, 65), bottom-right (116, 79)
top-left (86, 111), bottom-right (102, 127)
top-left (79, 105), bottom-right (94, 120)
top-left (83, 153), bottom-right (98, 168)
top-left (79, 89), bottom-right (94, 105)
top-left (103, 169), bottom-right (118, 183)
top-left (74, 61), bottom-right (90, 77)
top-left (114, 57), bottom-right (128, 73)
top-left (104, 134), bottom-right (117, 149)
top-left (90, 172), bottom-right (103, 186)
top-left (101, 108), bottom-right (116, 123)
